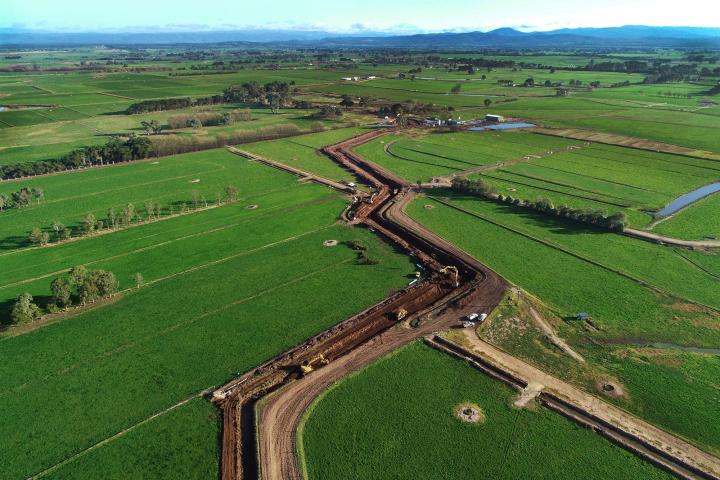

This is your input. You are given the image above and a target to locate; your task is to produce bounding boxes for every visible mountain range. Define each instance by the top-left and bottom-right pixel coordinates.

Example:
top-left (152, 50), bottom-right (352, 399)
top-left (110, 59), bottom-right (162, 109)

top-left (1, 25), bottom-right (719, 48)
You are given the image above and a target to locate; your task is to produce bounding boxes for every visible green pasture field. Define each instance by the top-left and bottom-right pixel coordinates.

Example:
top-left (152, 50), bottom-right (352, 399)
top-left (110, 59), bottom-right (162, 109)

top-left (0, 103), bottom-right (323, 165)
top-left (0, 126), bottom-right (364, 250)
top-left (353, 129), bottom-right (711, 229)
top-left (488, 96), bottom-right (720, 152)
top-left (242, 127), bottom-right (367, 181)
top-left (301, 342), bottom-right (673, 480)
top-left (406, 194), bottom-right (720, 451)
top-left (307, 80), bottom-right (720, 152)
top-left (0, 172), bottom-right (330, 315)
top-left (43, 398), bottom-right (219, 480)
top-left (0, 148), bottom-right (263, 250)
top-left (353, 130), bottom-right (578, 182)
top-left (474, 139), bottom-right (720, 223)
top-left (653, 193), bottom-right (720, 241)
top-left (0, 177), bottom-right (414, 479)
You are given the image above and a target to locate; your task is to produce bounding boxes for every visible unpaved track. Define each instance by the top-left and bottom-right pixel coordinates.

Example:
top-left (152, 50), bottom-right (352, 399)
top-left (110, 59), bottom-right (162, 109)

top-left (259, 283), bottom-right (505, 480)
top-left (624, 228), bottom-right (720, 249)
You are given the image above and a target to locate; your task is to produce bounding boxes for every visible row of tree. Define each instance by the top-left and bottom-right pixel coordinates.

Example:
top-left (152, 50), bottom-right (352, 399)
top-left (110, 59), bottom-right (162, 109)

top-left (0, 187), bottom-right (44, 211)
top-left (223, 81), bottom-right (294, 113)
top-left (0, 136), bottom-right (153, 180)
top-left (125, 95), bottom-right (224, 114)
top-left (166, 109), bottom-right (252, 129)
top-left (10, 266), bottom-right (119, 325)
top-left (450, 178), bottom-right (628, 232)
top-left (150, 123), bottom-right (325, 157)
top-left (27, 184), bottom-right (239, 248)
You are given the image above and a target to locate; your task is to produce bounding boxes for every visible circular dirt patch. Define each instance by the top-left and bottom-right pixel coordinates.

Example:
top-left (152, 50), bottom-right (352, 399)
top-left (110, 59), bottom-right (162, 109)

top-left (246, 204), bottom-right (259, 210)
top-left (322, 240), bottom-right (338, 247)
top-left (597, 379), bottom-right (625, 398)
top-left (424, 204), bottom-right (434, 210)
top-left (454, 402), bottom-right (486, 424)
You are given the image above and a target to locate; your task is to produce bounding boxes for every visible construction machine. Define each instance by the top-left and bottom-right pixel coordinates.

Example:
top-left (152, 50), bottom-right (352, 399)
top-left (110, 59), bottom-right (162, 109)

top-left (393, 308), bottom-right (408, 321)
top-left (440, 265), bottom-right (460, 287)
top-left (299, 354), bottom-right (329, 376)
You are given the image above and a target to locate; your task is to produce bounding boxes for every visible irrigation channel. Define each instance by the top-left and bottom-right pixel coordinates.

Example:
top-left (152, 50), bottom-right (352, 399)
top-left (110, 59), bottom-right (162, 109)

top-left (216, 129), bottom-right (720, 480)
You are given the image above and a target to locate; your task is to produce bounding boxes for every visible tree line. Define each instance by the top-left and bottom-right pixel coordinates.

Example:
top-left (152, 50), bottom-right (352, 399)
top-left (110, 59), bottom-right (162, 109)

top-left (125, 95), bottom-right (224, 114)
top-left (451, 178), bottom-right (628, 232)
top-left (166, 109), bottom-right (252, 129)
top-left (26, 184), bottom-right (240, 248)
top-left (10, 266), bottom-right (119, 325)
top-left (0, 136), bottom-right (153, 180)
top-left (150, 122), bottom-right (326, 157)
top-left (223, 81), bottom-right (294, 113)
top-left (0, 186), bottom-right (44, 211)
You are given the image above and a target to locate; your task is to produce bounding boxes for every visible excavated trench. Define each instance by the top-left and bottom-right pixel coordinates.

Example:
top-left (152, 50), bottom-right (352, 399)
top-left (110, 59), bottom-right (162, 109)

top-left (212, 129), bottom-right (496, 480)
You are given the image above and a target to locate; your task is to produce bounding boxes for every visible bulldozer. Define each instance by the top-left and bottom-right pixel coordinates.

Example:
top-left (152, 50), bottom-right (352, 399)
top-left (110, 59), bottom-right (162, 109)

top-left (299, 354), bottom-right (329, 376)
top-left (440, 265), bottom-right (460, 287)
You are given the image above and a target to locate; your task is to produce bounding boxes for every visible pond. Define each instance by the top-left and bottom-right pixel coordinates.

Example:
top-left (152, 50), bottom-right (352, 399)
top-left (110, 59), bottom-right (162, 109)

top-left (656, 182), bottom-right (720, 216)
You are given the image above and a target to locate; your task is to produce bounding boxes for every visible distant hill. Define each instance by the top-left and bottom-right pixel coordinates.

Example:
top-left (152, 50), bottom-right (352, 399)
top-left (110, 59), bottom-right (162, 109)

top-left (1, 25), bottom-right (719, 48)
top-left (318, 26), bottom-right (720, 49)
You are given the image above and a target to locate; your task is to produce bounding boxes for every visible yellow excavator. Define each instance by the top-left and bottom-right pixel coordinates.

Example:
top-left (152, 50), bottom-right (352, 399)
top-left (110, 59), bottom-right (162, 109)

top-left (393, 308), bottom-right (408, 321)
top-left (299, 354), bottom-right (329, 376)
top-left (440, 265), bottom-right (460, 287)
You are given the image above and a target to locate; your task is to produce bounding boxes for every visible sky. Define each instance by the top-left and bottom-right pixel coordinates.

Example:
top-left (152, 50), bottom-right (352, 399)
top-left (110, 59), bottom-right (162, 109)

top-left (2, 0), bottom-right (718, 33)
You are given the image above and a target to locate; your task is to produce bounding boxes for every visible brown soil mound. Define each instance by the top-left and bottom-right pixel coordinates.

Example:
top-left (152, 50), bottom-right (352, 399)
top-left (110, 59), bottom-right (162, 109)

top-left (322, 240), bottom-right (338, 247)
top-left (246, 204), bottom-right (259, 210)
top-left (424, 204), bottom-right (434, 209)
top-left (454, 402), bottom-right (486, 424)
top-left (597, 379), bottom-right (626, 398)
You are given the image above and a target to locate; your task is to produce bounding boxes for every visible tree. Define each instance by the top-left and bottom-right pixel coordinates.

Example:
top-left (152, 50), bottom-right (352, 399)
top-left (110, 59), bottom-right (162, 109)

top-left (339, 94), bottom-right (355, 110)
top-left (29, 227), bottom-right (49, 246)
top-left (11, 293), bottom-right (42, 324)
top-left (50, 277), bottom-right (72, 307)
top-left (188, 117), bottom-right (202, 130)
top-left (121, 203), bottom-right (135, 226)
top-left (92, 270), bottom-right (119, 298)
top-left (31, 187), bottom-right (44, 204)
top-left (141, 120), bottom-right (163, 135)
top-left (12, 188), bottom-right (33, 207)
top-left (107, 208), bottom-right (117, 229)
top-left (484, 99), bottom-right (492, 108)
top-left (69, 265), bottom-right (88, 288)
top-left (134, 272), bottom-right (144, 289)
top-left (0, 193), bottom-right (7, 211)
top-left (358, 96), bottom-right (373, 107)
top-left (83, 213), bottom-right (97, 234)
top-left (145, 201), bottom-right (155, 220)
top-left (191, 190), bottom-right (200, 209)
top-left (224, 184), bottom-right (239, 203)
top-left (450, 83), bottom-right (462, 95)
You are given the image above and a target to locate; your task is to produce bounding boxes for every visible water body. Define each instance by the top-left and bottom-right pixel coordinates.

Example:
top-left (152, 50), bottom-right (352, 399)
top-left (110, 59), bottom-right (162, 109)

top-left (656, 182), bottom-right (720, 216)
top-left (0, 106), bottom-right (6, 112)
top-left (469, 123), bottom-right (537, 132)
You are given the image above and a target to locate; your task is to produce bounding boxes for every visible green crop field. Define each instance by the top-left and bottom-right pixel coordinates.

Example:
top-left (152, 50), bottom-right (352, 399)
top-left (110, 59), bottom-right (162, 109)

top-left (653, 193), bottom-right (720, 240)
top-left (0, 167), bottom-right (414, 478)
top-left (301, 342), bottom-right (673, 480)
top-left (407, 193), bottom-right (720, 452)
top-left (242, 127), bottom-right (367, 181)
top-left (2, 42), bottom-right (719, 479)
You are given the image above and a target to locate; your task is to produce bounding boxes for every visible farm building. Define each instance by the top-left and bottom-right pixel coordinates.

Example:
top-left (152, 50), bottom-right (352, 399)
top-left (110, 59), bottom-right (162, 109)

top-left (485, 114), bottom-right (505, 123)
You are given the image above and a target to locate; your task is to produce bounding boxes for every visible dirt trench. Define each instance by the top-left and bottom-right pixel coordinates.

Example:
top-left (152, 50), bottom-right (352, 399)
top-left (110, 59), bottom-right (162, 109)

top-left (213, 128), bottom-right (507, 480)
